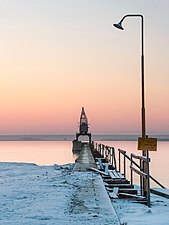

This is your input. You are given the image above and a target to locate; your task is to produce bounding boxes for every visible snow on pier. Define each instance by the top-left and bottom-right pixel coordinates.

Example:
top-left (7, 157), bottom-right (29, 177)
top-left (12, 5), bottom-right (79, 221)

top-left (72, 143), bottom-right (120, 224)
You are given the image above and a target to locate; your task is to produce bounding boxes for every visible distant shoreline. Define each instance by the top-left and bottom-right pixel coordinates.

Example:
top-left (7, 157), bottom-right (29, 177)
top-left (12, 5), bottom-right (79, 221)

top-left (0, 134), bottom-right (169, 142)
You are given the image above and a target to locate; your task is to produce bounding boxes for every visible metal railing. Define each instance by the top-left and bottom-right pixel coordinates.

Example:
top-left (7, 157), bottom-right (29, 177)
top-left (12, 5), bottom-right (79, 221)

top-left (118, 148), bottom-right (165, 189)
top-left (95, 143), bottom-right (165, 188)
top-left (94, 143), bottom-right (166, 207)
top-left (95, 143), bottom-right (165, 189)
top-left (95, 143), bottom-right (117, 170)
top-left (118, 149), bottom-right (126, 178)
top-left (130, 153), bottom-right (150, 206)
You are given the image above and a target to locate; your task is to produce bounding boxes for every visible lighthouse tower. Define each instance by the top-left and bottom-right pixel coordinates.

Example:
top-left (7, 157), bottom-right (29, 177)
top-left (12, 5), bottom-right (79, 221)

top-left (76, 107), bottom-right (91, 143)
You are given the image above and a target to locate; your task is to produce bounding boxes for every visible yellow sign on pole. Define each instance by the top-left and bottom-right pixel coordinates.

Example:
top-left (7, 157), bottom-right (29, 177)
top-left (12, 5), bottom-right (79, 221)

top-left (138, 137), bottom-right (157, 151)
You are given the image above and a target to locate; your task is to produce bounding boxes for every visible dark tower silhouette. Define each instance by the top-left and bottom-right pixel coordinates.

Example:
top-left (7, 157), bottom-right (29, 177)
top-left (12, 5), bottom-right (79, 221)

top-left (79, 107), bottom-right (88, 134)
top-left (76, 107), bottom-right (91, 143)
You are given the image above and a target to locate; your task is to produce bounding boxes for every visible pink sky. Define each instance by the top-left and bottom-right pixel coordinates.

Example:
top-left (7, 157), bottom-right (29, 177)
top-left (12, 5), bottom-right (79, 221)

top-left (0, 0), bottom-right (169, 134)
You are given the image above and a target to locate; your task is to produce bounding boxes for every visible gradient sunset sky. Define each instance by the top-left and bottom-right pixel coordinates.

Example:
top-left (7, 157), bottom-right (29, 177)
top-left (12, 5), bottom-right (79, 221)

top-left (0, 0), bottom-right (169, 134)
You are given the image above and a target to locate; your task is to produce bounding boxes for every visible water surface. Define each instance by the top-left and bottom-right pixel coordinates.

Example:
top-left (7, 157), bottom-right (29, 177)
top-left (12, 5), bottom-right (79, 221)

top-left (0, 140), bottom-right (168, 188)
top-left (0, 141), bottom-right (76, 166)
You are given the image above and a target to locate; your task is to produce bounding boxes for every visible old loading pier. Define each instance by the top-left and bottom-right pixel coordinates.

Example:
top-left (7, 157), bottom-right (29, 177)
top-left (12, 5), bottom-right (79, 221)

top-left (71, 108), bottom-right (169, 224)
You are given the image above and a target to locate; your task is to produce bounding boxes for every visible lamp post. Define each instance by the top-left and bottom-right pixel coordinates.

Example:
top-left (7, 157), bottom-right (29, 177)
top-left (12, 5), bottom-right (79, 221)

top-left (113, 14), bottom-right (149, 200)
top-left (113, 14), bottom-right (146, 139)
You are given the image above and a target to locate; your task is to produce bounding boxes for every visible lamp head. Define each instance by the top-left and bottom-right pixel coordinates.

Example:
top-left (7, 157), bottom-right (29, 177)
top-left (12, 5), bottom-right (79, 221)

top-left (113, 22), bottom-right (124, 30)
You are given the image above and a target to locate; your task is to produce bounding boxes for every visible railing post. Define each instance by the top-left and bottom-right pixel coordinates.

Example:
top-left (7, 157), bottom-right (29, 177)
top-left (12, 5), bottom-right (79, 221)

top-left (131, 154), bottom-right (133, 186)
top-left (96, 142), bottom-right (98, 151)
top-left (112, 147), bottom-right (117, 170)
top-left (146, 151), bottom-right (151, 207)
top-left (105, 146), bottom-right (108, 163)
top-left (98, 144), bottom-right (100, 154)
top-left (140, 158), bottom-right (143, 196)
top-left (124, 151), bottom-right (126, 178)
top-left (108, 147), bottom-right (111, 163)
top-left (102, 144), bottom-right (105, 158)
top-left (110, 147), bottom-right (113, 165)
top-left (118, 149), bottom-right (121, 173)
top-left (109, 147), bottom-right (111, 163)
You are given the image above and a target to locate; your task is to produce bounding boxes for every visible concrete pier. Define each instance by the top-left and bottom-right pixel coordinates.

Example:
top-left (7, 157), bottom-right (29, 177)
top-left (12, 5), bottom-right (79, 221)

top-left (73, 143), bottom-right (96, 171)
top-left (71, 143), bottom-right (120, 225)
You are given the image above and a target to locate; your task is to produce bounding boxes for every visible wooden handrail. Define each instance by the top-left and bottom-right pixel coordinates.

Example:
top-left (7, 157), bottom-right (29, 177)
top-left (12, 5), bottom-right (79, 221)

top-left (130, 166), bottom-right (147, 178)
top-left (131, 153), bottom-right (147, 161)
top-left (118, 149), bottom-right (126, 154)
top-left (118, 148), bottom-right (166, 189)
top-left (94, 142), bottom-right (166, 189)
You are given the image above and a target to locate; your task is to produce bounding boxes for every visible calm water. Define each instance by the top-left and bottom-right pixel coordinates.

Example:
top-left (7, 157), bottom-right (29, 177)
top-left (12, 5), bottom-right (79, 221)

top-left (0, 140), bottom-right (168, 188)
top-left (0, 141), bottom-right (76, 166)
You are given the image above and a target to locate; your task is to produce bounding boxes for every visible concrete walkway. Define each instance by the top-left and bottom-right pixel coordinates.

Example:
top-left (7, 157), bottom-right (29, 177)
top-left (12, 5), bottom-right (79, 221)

top-left (71, 143), bottom-right (120, 225)
top-left (73, 143), bottom-right (97, 171)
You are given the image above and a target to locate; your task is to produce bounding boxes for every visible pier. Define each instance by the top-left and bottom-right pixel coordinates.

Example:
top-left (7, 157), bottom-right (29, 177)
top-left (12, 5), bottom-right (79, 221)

top-left (71, 140), bottom-right (169, 224)
top-left (72, 143), bottom-right (120, 224)
top-left (71, 107), bottom-right (169, 224)
top-left (73, 143), bottom-right (96, 171)
top-left (92, 142), bottom-right (169, 203)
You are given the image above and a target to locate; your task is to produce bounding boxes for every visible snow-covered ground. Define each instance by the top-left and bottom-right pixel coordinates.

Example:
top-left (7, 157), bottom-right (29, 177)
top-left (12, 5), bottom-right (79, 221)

top-left (0, 162), bottom-right (74, 224)
top-left (112, 194), bottom-right (169, 225)
top-left (0, 162), bottom-right (169, 225)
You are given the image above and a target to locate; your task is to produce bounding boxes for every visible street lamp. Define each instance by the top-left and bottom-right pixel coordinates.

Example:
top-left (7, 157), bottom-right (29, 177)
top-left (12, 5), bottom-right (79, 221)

top-left (113, 14), bottom-right (150, 203)
top-left (113, 14), bottom-right (146, 139)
